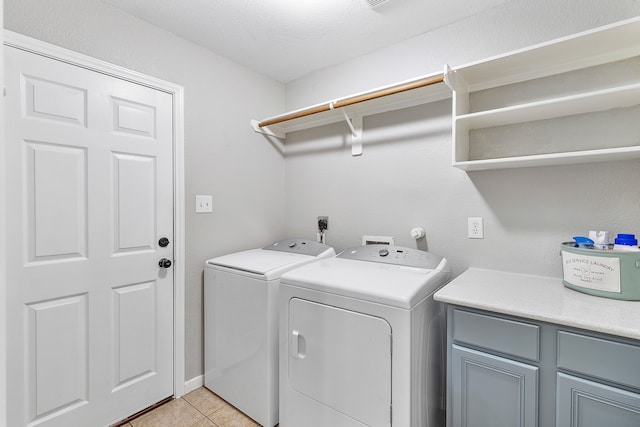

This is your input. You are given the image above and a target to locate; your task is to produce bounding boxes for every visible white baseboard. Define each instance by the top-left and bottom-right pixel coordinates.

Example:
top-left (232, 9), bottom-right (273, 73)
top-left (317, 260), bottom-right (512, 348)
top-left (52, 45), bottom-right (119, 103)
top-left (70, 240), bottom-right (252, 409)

top-left (184, 375), bottom-right (204, 394)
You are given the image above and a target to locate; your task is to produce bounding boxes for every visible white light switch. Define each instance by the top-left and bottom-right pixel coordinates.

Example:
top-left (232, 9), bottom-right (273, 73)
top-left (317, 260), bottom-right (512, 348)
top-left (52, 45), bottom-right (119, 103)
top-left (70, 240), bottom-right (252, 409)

top-left (196, 195), bottom-right (213, 213)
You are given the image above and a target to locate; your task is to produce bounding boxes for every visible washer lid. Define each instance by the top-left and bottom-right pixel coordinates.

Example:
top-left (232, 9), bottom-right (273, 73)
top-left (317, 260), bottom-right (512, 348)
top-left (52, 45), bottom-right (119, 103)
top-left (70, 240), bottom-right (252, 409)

top-left (206, 239), bottom-right (335, 279)
top-left (280, 254), bottom-right (451, 309)
top-left (263, 238), bottom-right (333, 257)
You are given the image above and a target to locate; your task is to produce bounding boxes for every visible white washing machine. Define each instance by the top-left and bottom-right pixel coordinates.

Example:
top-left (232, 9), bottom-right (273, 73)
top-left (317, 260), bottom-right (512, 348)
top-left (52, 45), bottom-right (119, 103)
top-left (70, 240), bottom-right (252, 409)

top-left (279, 245), bottom-right (451, 427)
top-left (204, 239), bottom-right (335, 427)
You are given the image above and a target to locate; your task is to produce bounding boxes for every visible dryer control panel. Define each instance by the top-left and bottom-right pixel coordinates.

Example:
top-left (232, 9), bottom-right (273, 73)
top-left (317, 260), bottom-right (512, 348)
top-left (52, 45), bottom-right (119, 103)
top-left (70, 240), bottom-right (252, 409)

top-left (338, 244), bottom-right (443, 269)
top-left (263, 239), bottom-right (334, 257)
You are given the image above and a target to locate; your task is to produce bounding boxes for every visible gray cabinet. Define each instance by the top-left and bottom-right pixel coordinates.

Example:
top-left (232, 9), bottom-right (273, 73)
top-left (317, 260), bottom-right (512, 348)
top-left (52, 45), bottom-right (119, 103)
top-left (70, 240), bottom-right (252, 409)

top-left (556, 331), bottom-right (640, 426)
top-left (451, 345), bottom-right (538, 427)
top-left (446, 306), bottom-right (640, 427)
top-left (556, 373), bottom-right (640, 426)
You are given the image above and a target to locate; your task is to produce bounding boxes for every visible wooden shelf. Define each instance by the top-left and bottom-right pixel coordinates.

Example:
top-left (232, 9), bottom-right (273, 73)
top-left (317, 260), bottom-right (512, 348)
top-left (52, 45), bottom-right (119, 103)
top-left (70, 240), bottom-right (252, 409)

top-left (252, 72), bottom-right (450, 139)
top-left (446, 17), bottom-right (640, 171)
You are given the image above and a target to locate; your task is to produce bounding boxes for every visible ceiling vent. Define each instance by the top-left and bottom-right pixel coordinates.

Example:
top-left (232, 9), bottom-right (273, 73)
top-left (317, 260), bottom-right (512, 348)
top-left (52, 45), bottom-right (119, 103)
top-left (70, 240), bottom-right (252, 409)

top-left (365, 0), bottom-right (390, 8)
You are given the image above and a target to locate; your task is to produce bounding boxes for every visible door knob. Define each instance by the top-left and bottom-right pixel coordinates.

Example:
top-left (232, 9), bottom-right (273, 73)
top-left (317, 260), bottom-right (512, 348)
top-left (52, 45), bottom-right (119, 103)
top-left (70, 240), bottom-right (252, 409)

top-left (159, 258), bottom-right (172, 268)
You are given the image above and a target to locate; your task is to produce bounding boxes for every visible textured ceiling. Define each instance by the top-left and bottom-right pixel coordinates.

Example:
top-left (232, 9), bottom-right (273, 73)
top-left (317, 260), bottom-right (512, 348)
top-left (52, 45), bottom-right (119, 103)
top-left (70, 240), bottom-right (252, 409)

top-left (101, 0), bottom-right (513, 83)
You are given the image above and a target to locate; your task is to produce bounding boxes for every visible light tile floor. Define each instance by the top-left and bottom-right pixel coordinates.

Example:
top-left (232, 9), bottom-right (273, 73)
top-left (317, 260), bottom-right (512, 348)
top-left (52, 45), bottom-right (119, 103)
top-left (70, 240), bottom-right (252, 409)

top-left (120, 387), bottom-right (263, 427)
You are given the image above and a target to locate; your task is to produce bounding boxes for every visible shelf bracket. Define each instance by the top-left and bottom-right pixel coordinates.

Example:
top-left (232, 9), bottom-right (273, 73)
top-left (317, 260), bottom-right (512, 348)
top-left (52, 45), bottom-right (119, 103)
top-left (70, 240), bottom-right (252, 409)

top-left (444, 64), bottom-right (455, 90)
top-left (332, 104), bottom-right (363, 156)
top-left (350, 115), bottom-right (363, 157)
top-left (251, 119), bottom-right (286, 139)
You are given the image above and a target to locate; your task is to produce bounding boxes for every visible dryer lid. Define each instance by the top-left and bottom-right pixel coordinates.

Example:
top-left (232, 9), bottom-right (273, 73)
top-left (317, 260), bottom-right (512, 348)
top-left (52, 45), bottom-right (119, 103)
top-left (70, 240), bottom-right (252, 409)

top-left (280, 254), bottom-right (451, 308)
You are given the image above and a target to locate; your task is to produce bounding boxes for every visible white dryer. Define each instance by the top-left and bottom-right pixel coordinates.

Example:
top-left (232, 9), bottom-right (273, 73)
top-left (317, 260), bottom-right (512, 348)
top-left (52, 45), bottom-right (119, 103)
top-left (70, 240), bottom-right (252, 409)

top-left (279, 245), bottom-right (451, 427)
top-left (204, 239), bottom-right (335, 427)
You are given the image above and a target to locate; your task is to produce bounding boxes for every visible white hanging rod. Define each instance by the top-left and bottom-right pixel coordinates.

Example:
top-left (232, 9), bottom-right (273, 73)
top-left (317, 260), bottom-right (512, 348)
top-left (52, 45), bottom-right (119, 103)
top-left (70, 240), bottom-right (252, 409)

top-left (257, 73), bottom-right (445, 128)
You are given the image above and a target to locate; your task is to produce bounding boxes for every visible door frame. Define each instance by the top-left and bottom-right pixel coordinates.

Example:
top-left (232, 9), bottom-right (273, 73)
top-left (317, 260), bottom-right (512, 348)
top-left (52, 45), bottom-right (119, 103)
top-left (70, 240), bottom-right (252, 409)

top-left (2, 30), bottom-right (186, 398)
top-left (1, 4), bottom-right (7, 426)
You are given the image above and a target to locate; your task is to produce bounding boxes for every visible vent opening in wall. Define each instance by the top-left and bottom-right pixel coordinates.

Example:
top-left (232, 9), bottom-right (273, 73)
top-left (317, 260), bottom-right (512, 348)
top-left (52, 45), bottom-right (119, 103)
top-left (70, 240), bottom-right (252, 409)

top-left (365, 0), bottom-right (390, 8)
top-left (362, 235), bottom-right (395, 246)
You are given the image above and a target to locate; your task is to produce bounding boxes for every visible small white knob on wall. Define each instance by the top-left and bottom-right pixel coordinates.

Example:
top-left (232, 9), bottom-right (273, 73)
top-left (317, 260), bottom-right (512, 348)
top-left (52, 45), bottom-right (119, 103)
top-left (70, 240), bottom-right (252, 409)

top-left (410, 227), bottom-right (426, 239)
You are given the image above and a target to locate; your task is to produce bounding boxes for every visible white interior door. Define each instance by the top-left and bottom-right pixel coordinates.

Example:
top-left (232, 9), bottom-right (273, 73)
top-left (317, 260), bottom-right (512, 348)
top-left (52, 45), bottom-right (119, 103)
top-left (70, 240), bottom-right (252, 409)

top-left (4, 45), bottom-right (174, 427)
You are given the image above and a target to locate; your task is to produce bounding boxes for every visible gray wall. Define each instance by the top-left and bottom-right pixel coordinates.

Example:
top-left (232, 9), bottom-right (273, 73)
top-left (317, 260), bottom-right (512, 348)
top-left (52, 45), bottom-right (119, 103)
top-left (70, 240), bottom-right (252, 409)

top-left (284, 0), bottom-right (640, 278)
top-left (4, 0), bottom-right (287, 382)
top-left (4, 0), bottom-right (640, 387)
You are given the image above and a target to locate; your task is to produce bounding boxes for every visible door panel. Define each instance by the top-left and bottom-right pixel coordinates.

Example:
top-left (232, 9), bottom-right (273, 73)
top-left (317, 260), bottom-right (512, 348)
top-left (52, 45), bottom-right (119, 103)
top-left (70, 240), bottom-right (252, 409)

top-left (288, 298), bottom-right (392, 427)
top-left (23, 75), bottom-right (87, 126)
top-left (113, 281), bottom-right (158, 390)
top-left (26, 294), bottom-right (89, 421)
top-left (557, 373), bottom-right (640, 427)
top-left (5, 45), bottom-right (174, 427)
top-left (112, 153), bottom-right (156, 252)
top-left (25, 141), bottom-right (88, 262)
top-left (112, 97), bottom-right (156, 137)
top-left (451, 344), bottom-right (539, 427)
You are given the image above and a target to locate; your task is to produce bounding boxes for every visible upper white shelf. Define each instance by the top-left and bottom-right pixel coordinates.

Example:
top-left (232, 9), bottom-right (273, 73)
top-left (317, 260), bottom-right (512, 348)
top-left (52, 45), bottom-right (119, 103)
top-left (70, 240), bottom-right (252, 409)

top-left (449, 17), bottom-right (640, 92)
top-left (456, 83), bottom-right (640, 130)
top-left (446, 17), bottom-right (640, 171)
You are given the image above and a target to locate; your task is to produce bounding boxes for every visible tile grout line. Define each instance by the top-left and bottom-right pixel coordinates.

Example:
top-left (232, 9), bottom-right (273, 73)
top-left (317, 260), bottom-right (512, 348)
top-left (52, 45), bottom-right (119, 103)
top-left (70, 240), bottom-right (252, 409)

top-left (180, 396), bottom-right (211, 426)
top-left (181, 393), bottom-right (229, 427)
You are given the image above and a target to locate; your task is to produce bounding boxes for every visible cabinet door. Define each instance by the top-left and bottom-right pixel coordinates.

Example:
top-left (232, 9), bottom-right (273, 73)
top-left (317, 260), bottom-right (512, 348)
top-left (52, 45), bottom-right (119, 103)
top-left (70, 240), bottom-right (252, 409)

top-left (557, 373), bottom-right (640, 427)
top-left (451, 345), bottom-right (538, 427)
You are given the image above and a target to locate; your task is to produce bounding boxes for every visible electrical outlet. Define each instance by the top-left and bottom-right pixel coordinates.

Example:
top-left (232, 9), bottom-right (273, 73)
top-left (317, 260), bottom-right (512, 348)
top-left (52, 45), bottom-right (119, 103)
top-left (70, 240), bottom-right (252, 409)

top-left (468, 217), bottom-right (484, 239)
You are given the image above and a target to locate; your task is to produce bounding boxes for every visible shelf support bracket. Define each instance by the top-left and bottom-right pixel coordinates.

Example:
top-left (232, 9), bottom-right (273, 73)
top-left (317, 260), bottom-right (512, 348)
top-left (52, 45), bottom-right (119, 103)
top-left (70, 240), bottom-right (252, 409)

top-left (251, 119), bottom-right (286, 139)
top-left (339, 107), bottom-right (359, 138)
top-left (332, 104), bottom-right (363, 156)
top-left (350, 115), bottom-right (363, 157)
top-left (444, 64), bottom-right (455, 90)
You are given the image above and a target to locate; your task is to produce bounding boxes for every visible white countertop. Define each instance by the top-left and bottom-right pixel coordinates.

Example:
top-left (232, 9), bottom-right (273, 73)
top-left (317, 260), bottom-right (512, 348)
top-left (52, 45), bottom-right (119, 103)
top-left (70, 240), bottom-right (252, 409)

top-left (434, 268), bottom-right (640, 341)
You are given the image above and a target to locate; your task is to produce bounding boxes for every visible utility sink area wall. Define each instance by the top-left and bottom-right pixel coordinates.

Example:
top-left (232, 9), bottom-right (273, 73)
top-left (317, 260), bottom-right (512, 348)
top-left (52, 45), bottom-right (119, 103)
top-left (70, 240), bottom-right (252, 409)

top-left (283, 0), bottom-right (640, 278)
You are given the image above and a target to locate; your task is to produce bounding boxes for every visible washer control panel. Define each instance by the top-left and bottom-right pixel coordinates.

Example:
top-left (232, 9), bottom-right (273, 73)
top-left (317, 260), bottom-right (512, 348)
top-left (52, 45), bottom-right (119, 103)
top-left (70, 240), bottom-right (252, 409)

top-left (338, 244), bottom-right (443, 269)
top-left (263, 239), bottom-right (333, 257)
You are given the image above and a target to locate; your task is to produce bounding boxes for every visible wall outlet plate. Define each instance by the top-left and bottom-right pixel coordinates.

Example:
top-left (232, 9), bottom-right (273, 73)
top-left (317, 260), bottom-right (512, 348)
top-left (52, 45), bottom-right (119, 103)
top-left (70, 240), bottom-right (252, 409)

top-left (468, 217), bottom-right (484, 239)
